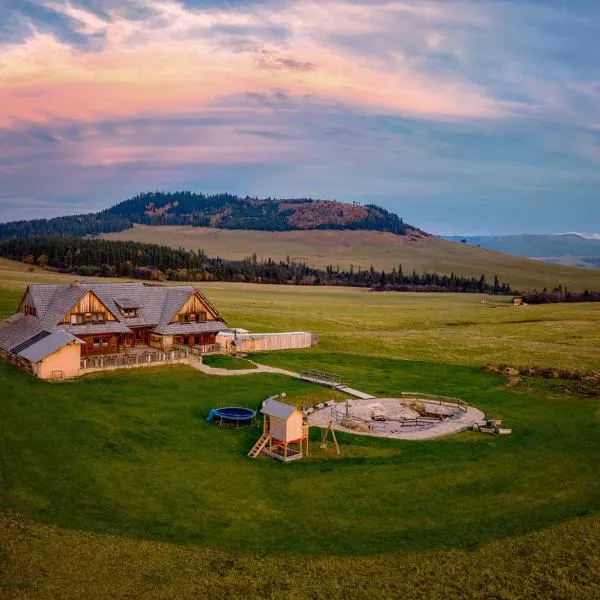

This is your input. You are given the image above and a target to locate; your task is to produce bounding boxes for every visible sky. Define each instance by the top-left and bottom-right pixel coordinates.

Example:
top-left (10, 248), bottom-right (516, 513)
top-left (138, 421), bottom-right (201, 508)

top-left (1, 0), bottom-right (599, 235)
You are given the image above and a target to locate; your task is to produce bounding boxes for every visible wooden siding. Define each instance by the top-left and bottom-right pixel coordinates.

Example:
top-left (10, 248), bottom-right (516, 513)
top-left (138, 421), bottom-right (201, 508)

top-left (79, 334), bottom-right (118, 356)
top-left (60, 291), bottom-right (117, 324)
top-left (172, 293), bottom-right (216, 323)
top-left (17, 289), bottom-right (36, 315)
top-left (269, 412), bottom-right (304, 442)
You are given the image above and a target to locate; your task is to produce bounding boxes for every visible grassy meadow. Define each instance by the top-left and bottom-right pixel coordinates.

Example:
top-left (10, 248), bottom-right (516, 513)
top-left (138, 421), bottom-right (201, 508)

top-left (103, 224), bottom-right (600, 291)
top-left (1, 257), bottom-right (599, 598)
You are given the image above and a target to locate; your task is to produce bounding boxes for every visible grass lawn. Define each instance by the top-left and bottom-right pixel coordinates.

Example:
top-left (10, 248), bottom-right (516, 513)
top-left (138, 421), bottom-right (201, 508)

top-left (202, 354), bottom-right (257, 370)
top-left (1, 266), bottom-right (600, 598)
top-left (1, 358), bottom-right (599, 597)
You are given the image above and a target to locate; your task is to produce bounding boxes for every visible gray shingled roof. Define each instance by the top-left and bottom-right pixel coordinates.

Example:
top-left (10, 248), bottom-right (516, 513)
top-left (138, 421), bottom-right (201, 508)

top-left (6, 283), bottom-right (226, 345)
top-left (114, 297), bottom-right (140, 309)
top-left (58, 322), bottom-right (131, 335)
top-left (0, 314), bottom-right (46, 352)
top-left (261, 399), bottom-right (299, 420)
top-left (17, 331), bottom-right (82, 362)
top-left (156, 321), bottom-right (230, 335)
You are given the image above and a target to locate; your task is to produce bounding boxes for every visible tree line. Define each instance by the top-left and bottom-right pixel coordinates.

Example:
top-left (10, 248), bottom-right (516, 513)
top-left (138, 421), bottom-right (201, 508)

top-left (0, 236), bottom-right (514, 294)
top-left (520, 288), bottom-right (600, 304)
top-left (0, 212), bottom-right (132, 240)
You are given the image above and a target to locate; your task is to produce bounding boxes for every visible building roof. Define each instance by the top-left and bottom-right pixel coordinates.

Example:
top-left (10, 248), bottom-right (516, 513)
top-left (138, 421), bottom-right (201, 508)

top-left (17, 331), bottom-right (82, 363)
top-left (0, 314), bottom-right (47, 352)
top-left (114, 297), bottom-right (140, 309)
top-left (155, 320), bottom-right (230, 336)
top-left (58, 322), bottom-right (131, 335)
top-left (10, 330), bottom-right (52, 355)
top-left (10, 282), bottom-right (227, 343)
top-left (261, 399), bottom-right (299, 420)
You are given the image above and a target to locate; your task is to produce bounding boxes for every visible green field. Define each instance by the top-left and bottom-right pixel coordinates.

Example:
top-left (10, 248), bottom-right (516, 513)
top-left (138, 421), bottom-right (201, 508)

top-left (103, 225), bottom-right (600, 291)
top-left (1, 259), bottom-right (599, 598)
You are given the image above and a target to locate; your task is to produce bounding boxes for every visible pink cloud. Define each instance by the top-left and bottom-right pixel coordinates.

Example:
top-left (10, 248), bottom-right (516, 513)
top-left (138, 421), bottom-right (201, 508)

top-left (0, 0), bottom-right (510, 128)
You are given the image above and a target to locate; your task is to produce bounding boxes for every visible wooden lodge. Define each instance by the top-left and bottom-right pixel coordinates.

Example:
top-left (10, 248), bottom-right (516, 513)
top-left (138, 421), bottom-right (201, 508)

top-left (0, 282), bottom-right (228, 379)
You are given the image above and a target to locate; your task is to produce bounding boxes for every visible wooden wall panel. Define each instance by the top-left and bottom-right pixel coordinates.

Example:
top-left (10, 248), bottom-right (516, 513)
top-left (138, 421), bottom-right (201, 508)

top-left (79, 334), bottom-right (118, 356)
top-left (61, 292), bottom-right (117, 323)
top-left (172, 293), bottom-right (215, 322)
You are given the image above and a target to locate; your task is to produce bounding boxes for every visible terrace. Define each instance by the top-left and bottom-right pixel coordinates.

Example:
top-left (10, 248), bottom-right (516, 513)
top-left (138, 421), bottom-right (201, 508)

top-left (80, 345), bottom-right (190, 372)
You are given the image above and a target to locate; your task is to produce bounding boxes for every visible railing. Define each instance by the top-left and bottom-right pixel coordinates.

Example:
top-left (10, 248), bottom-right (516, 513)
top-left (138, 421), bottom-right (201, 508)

top-left (399, 392), bottom-right (468, 412)
top-left (300, 370), bottom-right (343, 386)
top-left (80, 349), bottom-right (189, 370)
top-left (174, 343), bottom-right (221, 356)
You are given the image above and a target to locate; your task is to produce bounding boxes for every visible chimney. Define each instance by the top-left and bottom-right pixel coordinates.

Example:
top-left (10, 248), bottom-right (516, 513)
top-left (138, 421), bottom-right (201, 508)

top-left (71, 279), bottom-right (80, 287)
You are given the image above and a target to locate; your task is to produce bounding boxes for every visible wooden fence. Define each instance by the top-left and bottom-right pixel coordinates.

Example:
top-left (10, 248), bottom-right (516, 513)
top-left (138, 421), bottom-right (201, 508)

top-left (399, 392), bottom-right (468, 412)
top-left (81, 349), bottom-right (189, 371)
top-left (175, 343), bottom-right (221, 356)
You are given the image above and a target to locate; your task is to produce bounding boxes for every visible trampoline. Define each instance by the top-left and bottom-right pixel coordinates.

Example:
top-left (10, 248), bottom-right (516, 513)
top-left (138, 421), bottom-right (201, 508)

top-left (206, 406), bottom-right (256, 426)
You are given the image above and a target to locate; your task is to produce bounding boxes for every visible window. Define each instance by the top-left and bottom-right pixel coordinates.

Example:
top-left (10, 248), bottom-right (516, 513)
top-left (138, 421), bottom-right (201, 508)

top-left (120, 308), bottom-right (138, 318)
top-left (93, 337), bottom-right (101, 348)
top-left (71, 313), bottom-right (106, 325)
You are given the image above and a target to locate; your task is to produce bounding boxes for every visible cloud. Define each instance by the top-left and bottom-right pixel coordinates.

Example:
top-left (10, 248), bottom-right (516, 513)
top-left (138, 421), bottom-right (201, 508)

top-left (0, 0), bottom-right (520, 128)
top-left (1, 0), bottom-right (599, 233)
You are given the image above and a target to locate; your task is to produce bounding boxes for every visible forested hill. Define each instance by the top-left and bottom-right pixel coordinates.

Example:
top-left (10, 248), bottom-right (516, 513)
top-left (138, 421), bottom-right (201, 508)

top-left (0, 192), bottom-right (418, 239)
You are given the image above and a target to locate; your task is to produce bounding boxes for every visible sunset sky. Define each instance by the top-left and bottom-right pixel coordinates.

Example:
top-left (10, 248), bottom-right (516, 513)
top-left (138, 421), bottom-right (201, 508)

top-left (1, 0), bottom-right (599, 234)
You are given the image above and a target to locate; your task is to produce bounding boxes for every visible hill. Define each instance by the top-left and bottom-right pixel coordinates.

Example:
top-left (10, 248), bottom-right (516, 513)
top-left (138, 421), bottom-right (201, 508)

top-left (0, 192), bottom-right (415, 238)
top-left (447, 234), bottom-right (600, 269)
top-left (103, 225), bottom-right (600, 291)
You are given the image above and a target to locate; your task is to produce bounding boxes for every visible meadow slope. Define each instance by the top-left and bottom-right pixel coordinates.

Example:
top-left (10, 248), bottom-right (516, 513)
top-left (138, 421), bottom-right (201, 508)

top-left (1, 258), bottom-right (599, 598)
top-left (102, 225), bottom-right (600, 291)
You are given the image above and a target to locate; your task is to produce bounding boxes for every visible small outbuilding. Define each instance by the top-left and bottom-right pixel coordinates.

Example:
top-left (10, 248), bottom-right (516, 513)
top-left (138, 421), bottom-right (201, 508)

top-left (217, 331), bottom-right (317, 354)
top-left (248, 396), bottom-right (309, 462)
top-left (0, 326), bottom-right (83, 379)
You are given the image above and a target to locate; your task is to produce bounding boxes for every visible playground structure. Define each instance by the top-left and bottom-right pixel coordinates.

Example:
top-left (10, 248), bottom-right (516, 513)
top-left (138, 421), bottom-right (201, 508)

top-left (248, 394), bottom-right (309, 462)
top-left (206, 406), bottom-right (257, 427)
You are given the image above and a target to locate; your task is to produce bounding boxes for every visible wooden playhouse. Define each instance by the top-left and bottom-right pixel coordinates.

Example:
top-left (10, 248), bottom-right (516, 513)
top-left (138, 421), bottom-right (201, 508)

top-left (248, 396), bottom-right (309, 462)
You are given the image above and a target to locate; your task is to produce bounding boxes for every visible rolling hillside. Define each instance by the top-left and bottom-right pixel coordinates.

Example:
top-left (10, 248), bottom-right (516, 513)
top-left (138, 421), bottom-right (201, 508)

top-left (102, 225), bottom-right (600, 291)
top-left (0, 192), bottom-right (413, 238)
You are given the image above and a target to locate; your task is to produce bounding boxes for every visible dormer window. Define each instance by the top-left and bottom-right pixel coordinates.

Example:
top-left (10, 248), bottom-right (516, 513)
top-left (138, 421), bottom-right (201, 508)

top-left (115, 299), bottom-right (140, 318)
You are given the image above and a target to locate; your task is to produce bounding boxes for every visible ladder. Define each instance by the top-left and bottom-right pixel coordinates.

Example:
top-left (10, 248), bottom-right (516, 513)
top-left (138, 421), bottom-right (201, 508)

top-left (248, 432), bottom-right (270, 459)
